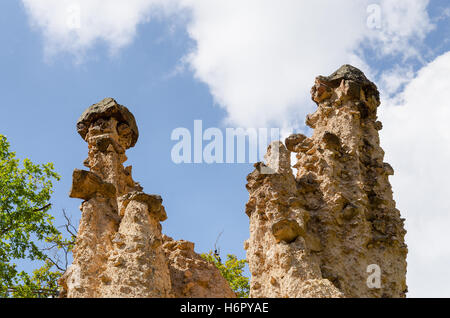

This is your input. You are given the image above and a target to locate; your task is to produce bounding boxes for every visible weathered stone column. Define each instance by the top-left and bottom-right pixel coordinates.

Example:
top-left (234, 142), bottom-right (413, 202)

top-left (59, 98), bottom-right (172, 297)
top-left (59, 98), bottom-right (236, 298)
top-left (245, 65), bottom-right (407, 298)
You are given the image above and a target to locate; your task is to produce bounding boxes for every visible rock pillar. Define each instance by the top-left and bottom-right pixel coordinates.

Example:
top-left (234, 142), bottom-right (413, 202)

top-left (59, 98), bottom-right (171, 297)
top-left (245, 65), bottom-right (407, 298)
top-left (60, 98), bottom-right (236, 298)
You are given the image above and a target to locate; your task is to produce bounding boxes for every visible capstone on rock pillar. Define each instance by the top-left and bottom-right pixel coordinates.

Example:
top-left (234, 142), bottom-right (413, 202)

top-left (59, 98), bottom-right (172, 298)
top-left (245, 65), bottom-right (407, 298)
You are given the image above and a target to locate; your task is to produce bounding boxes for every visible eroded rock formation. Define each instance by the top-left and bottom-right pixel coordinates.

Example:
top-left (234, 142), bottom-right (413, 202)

top-left (59, 98), bottom-right (235, 298)
top-left (162, 236), bottom-right (236, 298)
top-left (60, 65), bottom-right (406, 299)
top-left (245, 65), bottom-right (407, 298)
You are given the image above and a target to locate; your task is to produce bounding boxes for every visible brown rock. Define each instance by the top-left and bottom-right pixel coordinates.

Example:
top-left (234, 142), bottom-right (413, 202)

top-left (271, 219), bottom-right (305, 243)
top-left (244, 65), bottom-right (407, 298)
top-left (162, 236), bottom-right (236, 298)
top-left (69, 169), bottom-right (116, 200)
top-left (61, 98), bottom-right (234, 298)
top-left (285, 134), bottom-right (307, 152)
top-left (76, 97), bottom-right (139, 148)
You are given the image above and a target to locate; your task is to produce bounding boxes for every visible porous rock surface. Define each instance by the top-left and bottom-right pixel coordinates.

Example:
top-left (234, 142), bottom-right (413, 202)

top-left (244, 65), bottom-right (407, 298)
top-left (162, 235), bottom-right (236, 298)
top-left (59, 98), bottom-right (235, 298)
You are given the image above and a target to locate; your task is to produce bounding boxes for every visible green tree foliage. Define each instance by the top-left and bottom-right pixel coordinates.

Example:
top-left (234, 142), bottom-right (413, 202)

top-left (7, 260), bottom-right (61, 298)
top-left (0, 134), bottom-right (61, 297)
top-left (201, 251), bottom-right (250, 298)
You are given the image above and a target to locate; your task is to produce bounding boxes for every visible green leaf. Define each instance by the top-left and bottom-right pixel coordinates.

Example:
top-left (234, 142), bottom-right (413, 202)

top-left (201, 251), bottom-right (250, 298)
top-left (0, 134), bottom-right (62, 297)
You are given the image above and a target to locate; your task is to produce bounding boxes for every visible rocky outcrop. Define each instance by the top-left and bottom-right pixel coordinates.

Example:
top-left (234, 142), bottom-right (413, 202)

top-left (59, 98), bottom-right (235, 298)
top-left (162, 236), bottom-right (236, 298)
top-left (60, 65), bottom-right (407, 299)
top-left (245, 65), bottom-right (407, 298)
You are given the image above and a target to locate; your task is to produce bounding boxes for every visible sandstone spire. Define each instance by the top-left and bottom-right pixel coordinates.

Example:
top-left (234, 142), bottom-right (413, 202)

top-left (58, 98), bottom-right (171, 297)
top-left (245, 65), bottom-right (407, 298)
top-left (60, 98), bottom-right (235, 298)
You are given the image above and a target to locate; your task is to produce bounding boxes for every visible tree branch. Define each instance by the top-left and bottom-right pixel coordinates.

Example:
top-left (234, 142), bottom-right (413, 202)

top-left (62, 209), bottom-right (77, 238)
top-left (0, 204), bottom-right (52, 236)
top-left (44, 255), bottom-right (66, 272)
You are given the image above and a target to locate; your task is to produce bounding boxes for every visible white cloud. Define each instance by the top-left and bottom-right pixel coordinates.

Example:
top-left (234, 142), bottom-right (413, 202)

top-left (379, 65), bottom-right (415, 96)
top-left (23, 0), bottom-right (371, 128)
top-left (180, 0), bottom-right (372, 129)
top-left (21, 0), bottom-right (435, 128)
top-left (21, 0), bottom-right (180, 57)
top-left (179, 0), bottom-right (435, 128)
top-left (379, 51), bottom-right (450, 297)
top-left (366, 0), bottom-right (434, 59)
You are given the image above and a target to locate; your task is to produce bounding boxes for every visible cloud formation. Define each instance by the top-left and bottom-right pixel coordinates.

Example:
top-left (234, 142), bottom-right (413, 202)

top-left (181, 0), bottom-right (431, 128)
top-left (22, 0), bottom-right (434, 128)
top-left (380, 51), bottom-right (450, 297)
top-left (366, 0), bottom-right (434, 58)
top-left (21, 0), bottom-right (179, 56)
top-left (180, 0), bottom-right (369, 129)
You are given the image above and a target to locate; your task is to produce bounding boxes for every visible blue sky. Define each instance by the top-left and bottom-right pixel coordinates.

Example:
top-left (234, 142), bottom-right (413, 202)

top-left (1, 0), bottom-right (450, 297)
top-left (0, 0), bottom-right (252, 273)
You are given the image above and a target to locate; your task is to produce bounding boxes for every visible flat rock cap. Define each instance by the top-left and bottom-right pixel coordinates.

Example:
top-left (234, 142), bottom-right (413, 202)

top-left (77, 98), bottom-right (139, 147)
top-left (316, 64), bottom-right (379, 100)
top-left (325, 64), bottom-right (369, 82)
top-left (317, 64), bottom-right (376, 87)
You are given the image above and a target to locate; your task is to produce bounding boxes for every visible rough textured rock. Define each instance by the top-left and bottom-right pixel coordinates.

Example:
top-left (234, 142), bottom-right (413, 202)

top-left (60, 98), bottom-right (235, 298)
top-left (162, 236), bottom-right (236, 298)
top-left (245, 65), bottom-right (407, 298)
top-left (76, 97), bottom-right (139, 148)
